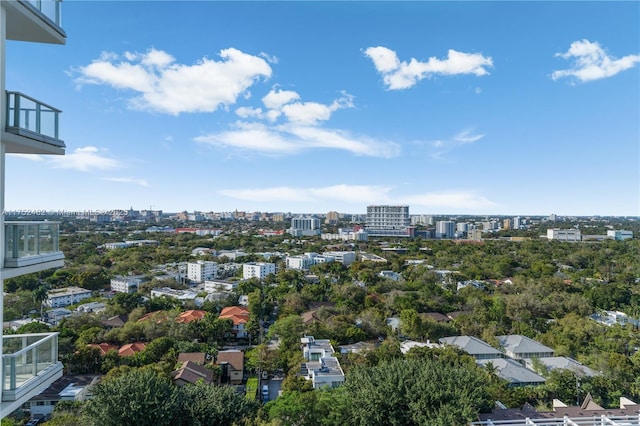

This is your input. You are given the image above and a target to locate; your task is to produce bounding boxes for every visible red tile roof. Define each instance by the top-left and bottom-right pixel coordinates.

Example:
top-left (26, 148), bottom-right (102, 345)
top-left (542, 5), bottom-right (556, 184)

top-left (118, 342), bottom-right (146, 357)
top-left (219, 306), bottom-right (249, 326)
top-left (176, 310), bottom-right (207, 324)
top-left (87, 343), bottom-right (118, 356)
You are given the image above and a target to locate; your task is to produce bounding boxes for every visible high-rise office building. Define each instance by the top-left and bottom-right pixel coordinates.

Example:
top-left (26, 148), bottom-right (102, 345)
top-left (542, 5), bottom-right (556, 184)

top-left (1, 0), bottom-right (67, 415)
top-left (365, 205), bottom-right (413, 237)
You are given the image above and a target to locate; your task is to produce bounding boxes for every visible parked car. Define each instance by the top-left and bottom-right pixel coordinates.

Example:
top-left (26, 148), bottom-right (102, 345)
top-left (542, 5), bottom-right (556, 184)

top-left (262, 384), bottom-right (269, 402)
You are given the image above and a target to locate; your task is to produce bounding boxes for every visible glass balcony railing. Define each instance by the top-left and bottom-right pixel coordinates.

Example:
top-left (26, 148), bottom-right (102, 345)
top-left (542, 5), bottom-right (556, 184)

top-left (5, 91), bottom-right (64, 148)
top-left (4, 221), bottom-right (64, 268)
top-left (21, 0), bottom-right (62, 28)
top-left (2, 333), bottom-right (61, 401)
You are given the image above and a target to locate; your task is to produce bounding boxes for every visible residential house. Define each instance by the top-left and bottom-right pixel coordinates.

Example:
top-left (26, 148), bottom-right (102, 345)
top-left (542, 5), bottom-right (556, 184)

top-left (45, 308), bottom-right (72, 326)
top-left (216, 350), bottom-right (244, 385)
top-left (118, 342), bottom-right (146, 357)
top-left (439, 336), bottom-right (505, 360)
top-left (300, 336), bottom-right (345, 389)
top-left (87, 343), bottom-right (118, 356)
top-left (177, 352), bottom-right (207, 365)
top-left (171, 361), bottom-right (214, 386)
top-left (477, 358), bottom-right (546, 387)
top-left (176, 310), bottom-right (206, 324)
top-left (27, 375), bottom-right (101, 422)
top-left (219, 306), bottom-right (250, 338)
top-left (497, 335), bottom-right (555, 360)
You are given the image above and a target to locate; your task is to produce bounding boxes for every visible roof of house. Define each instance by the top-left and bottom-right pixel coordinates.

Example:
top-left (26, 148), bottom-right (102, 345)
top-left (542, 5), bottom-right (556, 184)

top-left (531, 356), bottom-right (598, 377)
top-left (87, 343), bottom-right (118, 356)
top-left (171, 361), bottom-right (214, 385)
top-left (216, 350), bottom-right (244, 371)
top-left (101, 314), bottom-right (128, 328)
top-left (29, 375), bottom-right (101, 402)
top-left (177, 352), bottom-right (207, 365)
top-left (219, 306), bottom-right (249, 325)
top-left (497, 335), bottom-right (555, 356)
top-left (420, 312), bottom-right (451, 323)
top-left (118, 342), bottom-right (146, 357)
top-left (477, 358), bottom-right (546, 385)
top-left (301, 310), bottom-right (321, 325)
top-left (176, 310), bottom-right (207, 324)
top-left (137, 310), bottom-right (170, 324)
top-left (439, 336), bottom-right (503, 356)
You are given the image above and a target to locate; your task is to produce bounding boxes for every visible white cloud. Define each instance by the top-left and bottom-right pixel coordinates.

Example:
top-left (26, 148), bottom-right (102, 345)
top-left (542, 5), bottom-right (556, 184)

top-left (50, 146), bottom-right (120, 172)
top-left (102, 177), bottom-right (149, 187)
top-left (262, 89), bottom-right (300, 110)
top-left (75, 47), bottom-right (272, 114)
top-left (551, 39), bottom-right (640, 83)
top-left (425, 129), bottom-right (484, 159)
top-left (235, 106), bottom-right (264, 119)
top-left (200, 90), bottom-right (394, 157)
top-left (218, 185), bottom-right (496, 210)
top-left (364, 46), bottom-right (493, 90)
top-left (195, 121), bottom-right (399, 158)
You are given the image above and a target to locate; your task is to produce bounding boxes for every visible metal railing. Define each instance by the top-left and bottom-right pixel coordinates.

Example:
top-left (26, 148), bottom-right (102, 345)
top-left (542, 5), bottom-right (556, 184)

top-left (471, 414), bottom-right (640, 425)
top-left (4, 221), bottom-right (61, 263)
top-left (5, 91), bottom-right (63, 146)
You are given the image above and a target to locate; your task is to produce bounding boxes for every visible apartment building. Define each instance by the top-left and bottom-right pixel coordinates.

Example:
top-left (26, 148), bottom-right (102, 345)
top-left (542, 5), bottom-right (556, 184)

top-left (45, 287), bottom-right (92, 308)
top-left (287, 215), bottom-right (321, 237)
top-left (1, 0), bottom-right (67, 414)
top-left (365, 205), bottom-right (414, 237)
top-left (187, 260), bottom-right (218, 282)
top-left (110, 275), bottom-right (145, 293)
top-left (242, 262), bottom-right (276, 280)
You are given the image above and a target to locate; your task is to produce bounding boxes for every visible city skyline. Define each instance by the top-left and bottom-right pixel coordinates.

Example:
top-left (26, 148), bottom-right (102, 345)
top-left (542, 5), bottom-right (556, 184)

top-left (5, 1), bottom-right (639, 216)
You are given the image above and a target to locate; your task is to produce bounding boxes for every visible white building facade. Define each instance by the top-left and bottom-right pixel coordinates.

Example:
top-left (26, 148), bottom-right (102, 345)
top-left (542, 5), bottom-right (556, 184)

top-left (45, 287), bottom-right (92, 308)
top-left (243, 262), bottom-right (276, 280)
top-left (110, 275), bottom-right (144, 293)
top-left (187, 260), bottom-right (218, 282)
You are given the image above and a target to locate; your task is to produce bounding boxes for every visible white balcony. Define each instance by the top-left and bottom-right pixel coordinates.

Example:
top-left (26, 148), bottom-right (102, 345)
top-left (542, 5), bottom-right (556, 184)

top-left (3, 0), bottom-right (66, 45)
top-left (1, 333), bottom-right (63, 415)
top-left (4, 91), bottom-right (65, 155)
top-left (3, 221), bottom-right (64, 279)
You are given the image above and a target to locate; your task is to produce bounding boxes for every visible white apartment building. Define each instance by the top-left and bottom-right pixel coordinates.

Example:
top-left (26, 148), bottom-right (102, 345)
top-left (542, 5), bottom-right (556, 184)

top-left (321, 228), bottom-right (368, 242)
top-left (366, 205), bottom-right (413, 237)
top-left (547, 228), bottom-right (581, 242)
top-left (287, 215), bottom-right (321, 237)
top-left (286, 254), bottom-right (317, 270)
top-left (110, 275), bottom-right (144, 293)
top-left (45, 287), bottom-right (92, 308)
top-left (187, 260), bottom-right (218, 282)
top-left (286, 253), bottom-right (335, 270)
top-left (243, 262), bottom-right (276, 280)
top-left (322, 251), bottom-right (356, 266)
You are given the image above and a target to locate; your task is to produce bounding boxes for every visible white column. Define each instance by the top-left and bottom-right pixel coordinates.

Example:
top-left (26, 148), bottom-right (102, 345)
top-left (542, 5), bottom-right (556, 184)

top-left (0, 3), bottom-right (7, 409)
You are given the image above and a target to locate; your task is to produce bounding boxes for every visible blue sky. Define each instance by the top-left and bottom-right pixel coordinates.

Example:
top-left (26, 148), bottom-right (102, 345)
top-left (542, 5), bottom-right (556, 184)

top-left (5, 1), bottom-right (639, 216)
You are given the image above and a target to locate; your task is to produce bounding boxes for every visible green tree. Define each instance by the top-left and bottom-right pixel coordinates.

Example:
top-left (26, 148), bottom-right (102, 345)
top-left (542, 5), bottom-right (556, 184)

top-left (181, 382), bottom-right (257, 426)
top-left (341, 357), bottom-right (491, 425)
top-left (83, 368), bottom-right (182, 426)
